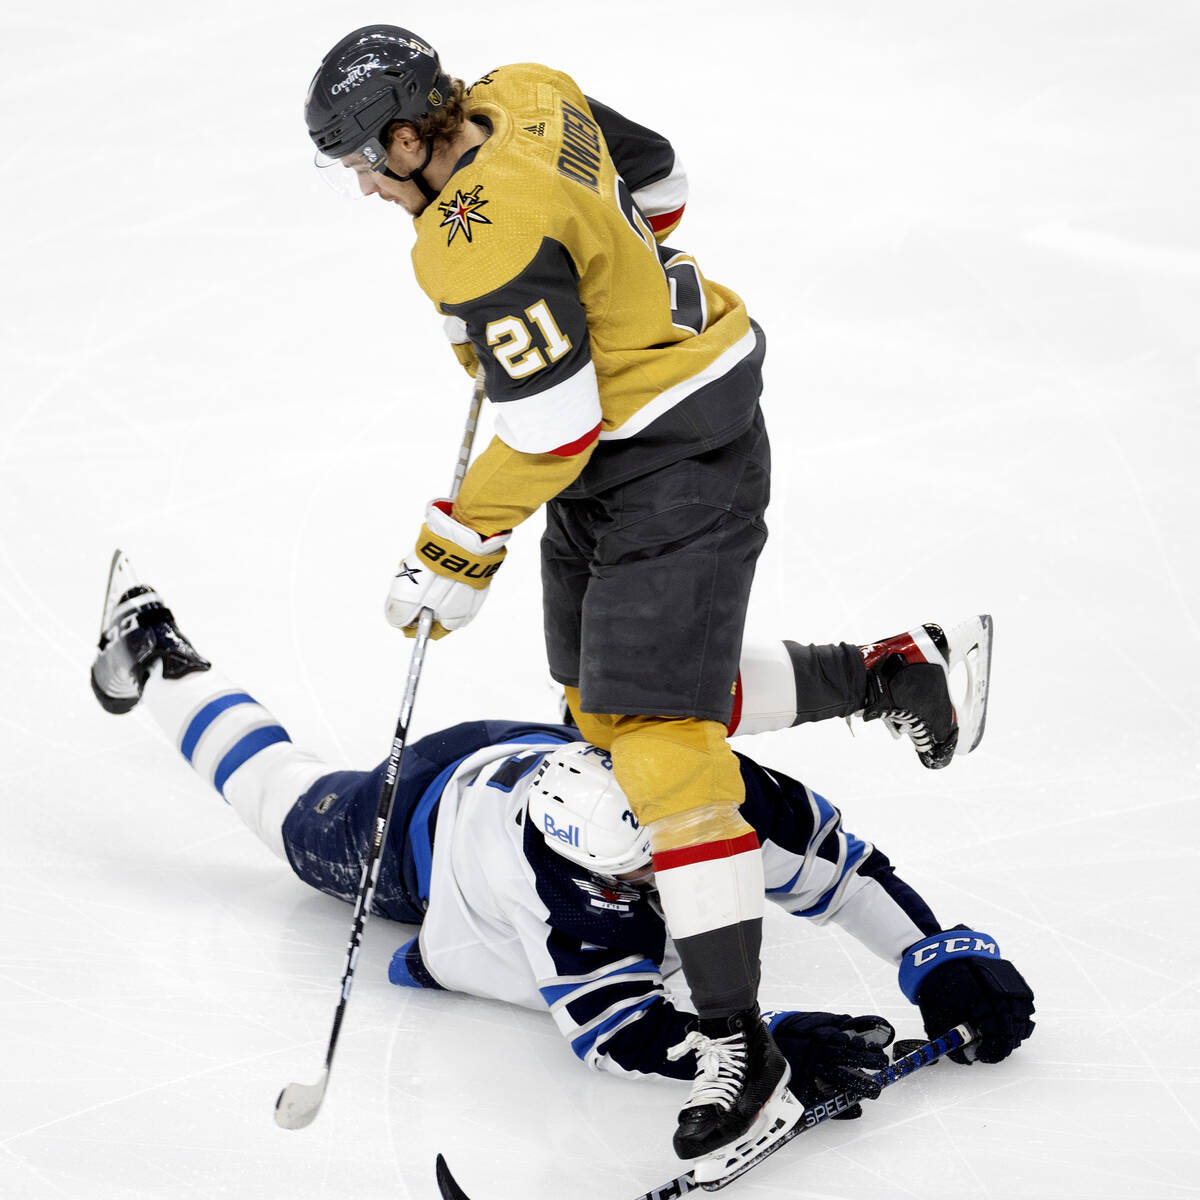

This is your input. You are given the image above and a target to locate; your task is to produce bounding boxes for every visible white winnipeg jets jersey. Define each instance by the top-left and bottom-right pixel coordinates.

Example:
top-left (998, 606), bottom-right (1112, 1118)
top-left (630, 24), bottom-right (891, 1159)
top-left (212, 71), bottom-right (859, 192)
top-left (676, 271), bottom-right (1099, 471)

top-left (383, 733), bottom-right (938, 1082)
top-left (418, 742), bottom-right (636, 1005)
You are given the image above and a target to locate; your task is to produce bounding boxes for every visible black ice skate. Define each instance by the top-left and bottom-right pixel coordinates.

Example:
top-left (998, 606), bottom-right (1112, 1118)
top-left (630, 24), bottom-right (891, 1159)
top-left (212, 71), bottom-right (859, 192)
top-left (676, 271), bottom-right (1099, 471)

top-left (667, 1006), bottom-right (802, 1185)
top-left (860, 615), bottom-right (993, 769)
top-left (90, 550), bottom-right (210, 714)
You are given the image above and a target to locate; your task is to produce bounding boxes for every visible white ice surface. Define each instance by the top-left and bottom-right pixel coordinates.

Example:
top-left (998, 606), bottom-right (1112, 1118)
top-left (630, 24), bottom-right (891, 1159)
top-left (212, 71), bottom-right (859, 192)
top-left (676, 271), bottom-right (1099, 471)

top-left (3, 1), bottom-right (1199, 1197)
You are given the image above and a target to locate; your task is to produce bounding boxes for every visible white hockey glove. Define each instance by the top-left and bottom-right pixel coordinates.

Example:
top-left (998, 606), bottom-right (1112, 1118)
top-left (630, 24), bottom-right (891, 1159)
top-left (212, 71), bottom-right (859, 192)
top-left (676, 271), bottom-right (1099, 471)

top-left (384, 500), bottom-right (509, 640)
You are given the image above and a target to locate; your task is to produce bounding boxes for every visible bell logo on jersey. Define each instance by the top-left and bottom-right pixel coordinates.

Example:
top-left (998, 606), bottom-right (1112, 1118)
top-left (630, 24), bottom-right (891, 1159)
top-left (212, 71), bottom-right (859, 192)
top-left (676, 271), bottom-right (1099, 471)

top-left (438, 185), bottom-right (492, 246)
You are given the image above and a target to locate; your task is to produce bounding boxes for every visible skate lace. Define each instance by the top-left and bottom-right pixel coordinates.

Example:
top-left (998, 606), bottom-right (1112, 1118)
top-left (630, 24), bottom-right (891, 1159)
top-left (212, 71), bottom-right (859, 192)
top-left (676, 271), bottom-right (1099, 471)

top-left (668, 1030), bottom-right (748, 1112)
top-left (882, 710), bottom-right (933, 752)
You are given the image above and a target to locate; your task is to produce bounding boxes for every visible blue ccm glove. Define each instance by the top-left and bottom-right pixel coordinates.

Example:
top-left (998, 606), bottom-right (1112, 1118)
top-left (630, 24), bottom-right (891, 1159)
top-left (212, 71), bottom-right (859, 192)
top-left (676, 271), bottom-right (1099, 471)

top-left (900, 926), bottom-right (1035, 1064)
top-left (763, 1011), bottom-right (895, 1118)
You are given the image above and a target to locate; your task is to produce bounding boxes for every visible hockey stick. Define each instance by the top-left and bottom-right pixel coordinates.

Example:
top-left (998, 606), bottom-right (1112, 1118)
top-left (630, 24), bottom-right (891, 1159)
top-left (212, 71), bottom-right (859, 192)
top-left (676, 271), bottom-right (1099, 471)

top-left (434, 1024), bottom-right (973, 1198)
top-left (275, 374), bottom-right (486, 1130)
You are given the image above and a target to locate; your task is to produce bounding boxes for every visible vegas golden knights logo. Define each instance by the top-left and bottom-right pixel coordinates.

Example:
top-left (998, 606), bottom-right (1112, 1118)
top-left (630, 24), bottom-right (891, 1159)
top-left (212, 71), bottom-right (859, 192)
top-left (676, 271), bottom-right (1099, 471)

top-left (437, 184), bottom-right (492, 246)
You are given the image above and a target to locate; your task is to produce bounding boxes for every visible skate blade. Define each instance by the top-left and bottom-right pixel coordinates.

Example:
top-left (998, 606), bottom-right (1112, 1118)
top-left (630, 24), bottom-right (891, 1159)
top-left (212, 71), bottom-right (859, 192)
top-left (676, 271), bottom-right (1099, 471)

top-left (693, 1086), bottom-right (804, 1188)
top-left (943, 614), bottom-right (993, 755)
top-left (98, 549), bottom-right (140, 637)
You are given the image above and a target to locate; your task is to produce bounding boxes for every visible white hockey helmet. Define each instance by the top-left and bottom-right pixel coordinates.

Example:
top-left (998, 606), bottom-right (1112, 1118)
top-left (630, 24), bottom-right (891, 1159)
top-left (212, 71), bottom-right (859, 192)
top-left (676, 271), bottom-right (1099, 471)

top-left (527, 743), bottom-right (652, 876)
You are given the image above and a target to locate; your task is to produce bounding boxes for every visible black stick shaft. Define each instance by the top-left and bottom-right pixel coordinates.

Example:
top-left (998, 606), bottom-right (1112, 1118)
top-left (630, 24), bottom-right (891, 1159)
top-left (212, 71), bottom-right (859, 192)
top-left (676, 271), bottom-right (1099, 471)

top-left (316, 607), bottom-right (435, 1078)
top-left (283, 376), bottom-right (485, 1113)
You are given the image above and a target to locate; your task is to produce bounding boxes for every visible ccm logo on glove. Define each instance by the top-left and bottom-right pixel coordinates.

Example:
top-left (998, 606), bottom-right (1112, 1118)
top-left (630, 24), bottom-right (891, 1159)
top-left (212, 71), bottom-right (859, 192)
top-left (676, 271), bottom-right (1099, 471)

top-left (899, 930), bottom-right (1000, 1001)
top-left (900, 925), bottom-right (1035, 1065)
top-left (911, 934), bottom-right (997, 967)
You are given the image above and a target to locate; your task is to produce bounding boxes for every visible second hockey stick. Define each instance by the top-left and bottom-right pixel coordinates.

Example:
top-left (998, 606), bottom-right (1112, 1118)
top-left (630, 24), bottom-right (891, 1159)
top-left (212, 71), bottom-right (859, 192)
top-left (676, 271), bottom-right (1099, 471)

top-left (275, 374), bottom-right (486, 1130)
top-left (434, 1024), bottom-right (974, 1198)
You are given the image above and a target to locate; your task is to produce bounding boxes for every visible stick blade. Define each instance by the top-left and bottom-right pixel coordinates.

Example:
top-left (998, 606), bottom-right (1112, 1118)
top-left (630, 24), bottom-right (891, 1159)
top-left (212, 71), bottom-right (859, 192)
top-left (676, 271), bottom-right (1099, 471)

top-left (274, 1072), bottom-right (329, 1130)
top-left (435, 1154), bottom-right (473, 1200)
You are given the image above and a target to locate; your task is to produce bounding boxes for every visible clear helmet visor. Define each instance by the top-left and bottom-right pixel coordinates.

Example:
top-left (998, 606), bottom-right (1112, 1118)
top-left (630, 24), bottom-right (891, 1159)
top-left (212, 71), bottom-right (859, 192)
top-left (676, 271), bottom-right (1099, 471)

top-left (313, 149), bottom-right (386, 199)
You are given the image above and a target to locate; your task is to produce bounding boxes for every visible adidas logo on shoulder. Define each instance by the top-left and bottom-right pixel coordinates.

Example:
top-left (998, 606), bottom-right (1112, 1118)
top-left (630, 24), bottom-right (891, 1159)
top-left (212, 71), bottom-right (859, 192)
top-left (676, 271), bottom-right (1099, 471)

top-left (523, 122), bottom-right (546, 136)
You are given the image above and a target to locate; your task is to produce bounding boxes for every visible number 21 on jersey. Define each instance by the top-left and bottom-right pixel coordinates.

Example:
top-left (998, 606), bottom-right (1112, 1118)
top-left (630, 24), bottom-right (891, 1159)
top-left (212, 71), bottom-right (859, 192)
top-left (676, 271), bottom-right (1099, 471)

top-left (486, 300), bottom-right (573, 380)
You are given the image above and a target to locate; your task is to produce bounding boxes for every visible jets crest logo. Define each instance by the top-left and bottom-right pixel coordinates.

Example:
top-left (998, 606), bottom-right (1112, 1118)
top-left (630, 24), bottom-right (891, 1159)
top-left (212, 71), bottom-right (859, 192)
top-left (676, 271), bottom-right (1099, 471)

top-left (438, 184), bottom-right (492, 245)
top-left (574, 878), bottom-right (640, 914)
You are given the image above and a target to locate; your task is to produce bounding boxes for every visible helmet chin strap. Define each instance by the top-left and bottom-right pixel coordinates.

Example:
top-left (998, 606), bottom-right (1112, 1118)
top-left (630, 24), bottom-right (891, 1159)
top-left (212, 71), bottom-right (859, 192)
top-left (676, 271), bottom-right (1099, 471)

top-left (380, 138), bottom-right (440, 202)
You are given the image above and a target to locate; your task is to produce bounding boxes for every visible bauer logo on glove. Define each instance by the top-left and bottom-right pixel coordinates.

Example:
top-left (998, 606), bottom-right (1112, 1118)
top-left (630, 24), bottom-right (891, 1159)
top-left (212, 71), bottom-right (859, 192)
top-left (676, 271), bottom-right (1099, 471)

top-left (385, 499), bottom-right (510, 639)
top-left (417, 537), bottom-right (504, 584)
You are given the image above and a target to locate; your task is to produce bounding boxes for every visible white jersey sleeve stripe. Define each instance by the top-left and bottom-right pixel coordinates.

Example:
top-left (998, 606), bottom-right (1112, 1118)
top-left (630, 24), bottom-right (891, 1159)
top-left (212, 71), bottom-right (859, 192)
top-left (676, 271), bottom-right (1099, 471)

top-left (492, 359), bottom-right (602, 455)
top-left (538, 954), bottom-right (653, 1006)
top-left (760, 782), bottom-right (837, 893)
top-left (571, 996), bottom-right (659, 1063)
top-left (545, 968), bottom-right (662, 1016)
top-left (599, 326), bottom-right (758, 442)
top-left (631, 156), bottom-right (688, 220)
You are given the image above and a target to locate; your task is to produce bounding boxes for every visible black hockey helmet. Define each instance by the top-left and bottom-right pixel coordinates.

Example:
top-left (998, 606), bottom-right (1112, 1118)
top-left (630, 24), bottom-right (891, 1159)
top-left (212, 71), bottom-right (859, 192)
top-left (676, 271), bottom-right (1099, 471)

top-left (304, 26), bottom-right (452, 166)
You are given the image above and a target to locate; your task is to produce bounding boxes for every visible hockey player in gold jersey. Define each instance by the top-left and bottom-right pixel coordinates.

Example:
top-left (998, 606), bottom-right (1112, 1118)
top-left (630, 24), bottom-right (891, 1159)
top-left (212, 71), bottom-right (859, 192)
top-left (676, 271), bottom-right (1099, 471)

top-left (304, 25), bottom-right (983, 1181)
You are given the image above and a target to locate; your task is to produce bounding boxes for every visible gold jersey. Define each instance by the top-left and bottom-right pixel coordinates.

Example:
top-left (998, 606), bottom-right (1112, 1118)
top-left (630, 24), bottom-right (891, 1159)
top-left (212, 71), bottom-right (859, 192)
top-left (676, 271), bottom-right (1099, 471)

top-left (410, 64), bottom-right (765, 523)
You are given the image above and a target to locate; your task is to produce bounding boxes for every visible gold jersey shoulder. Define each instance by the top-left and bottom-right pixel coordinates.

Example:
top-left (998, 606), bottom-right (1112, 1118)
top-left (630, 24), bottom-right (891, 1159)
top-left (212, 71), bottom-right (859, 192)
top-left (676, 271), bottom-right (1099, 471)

top-left (411, 63), bottom-right (598, 305)
top-left (412, 63), bottom-right (752, 433)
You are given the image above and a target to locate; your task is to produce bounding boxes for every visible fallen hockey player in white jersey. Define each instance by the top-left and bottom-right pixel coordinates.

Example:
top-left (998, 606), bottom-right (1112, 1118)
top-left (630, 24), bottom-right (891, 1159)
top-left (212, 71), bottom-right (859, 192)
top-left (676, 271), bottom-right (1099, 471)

top-left (89, 552), bottom-right (1032, 1185)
